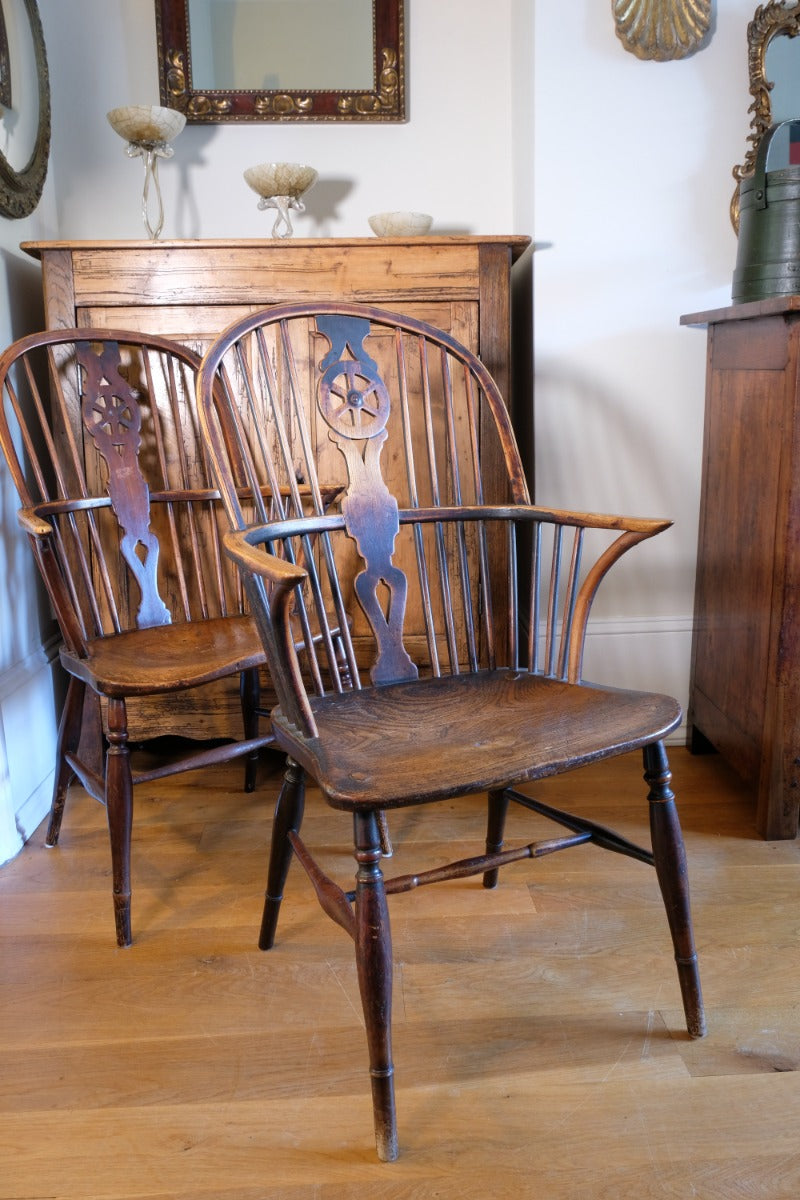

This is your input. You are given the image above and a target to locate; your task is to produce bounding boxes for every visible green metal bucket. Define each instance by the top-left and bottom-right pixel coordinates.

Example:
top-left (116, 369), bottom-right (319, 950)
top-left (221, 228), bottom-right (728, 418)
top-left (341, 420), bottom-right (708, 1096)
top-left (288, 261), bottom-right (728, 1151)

top-left (733, 120), bottom-right (800, 304)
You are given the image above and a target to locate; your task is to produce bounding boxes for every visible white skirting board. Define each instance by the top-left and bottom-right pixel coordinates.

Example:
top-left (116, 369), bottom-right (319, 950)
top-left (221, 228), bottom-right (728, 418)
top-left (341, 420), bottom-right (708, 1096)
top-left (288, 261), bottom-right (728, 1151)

top-left (0, 636), bottom-right (60, 866)
top-left (580, 615), bottom-right (693, 742)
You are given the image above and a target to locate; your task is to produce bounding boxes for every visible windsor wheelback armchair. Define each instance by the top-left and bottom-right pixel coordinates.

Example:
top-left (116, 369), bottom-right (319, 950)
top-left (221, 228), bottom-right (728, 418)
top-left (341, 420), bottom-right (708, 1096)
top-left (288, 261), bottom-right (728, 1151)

top-left (197, 301), bottom-right (706, 1161)
top-left (0, 329), bottom-right (277, 946)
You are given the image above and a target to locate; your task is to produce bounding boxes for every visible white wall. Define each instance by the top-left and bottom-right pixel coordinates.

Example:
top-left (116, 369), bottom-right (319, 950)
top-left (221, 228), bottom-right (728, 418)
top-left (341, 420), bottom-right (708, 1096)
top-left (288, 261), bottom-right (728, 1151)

top-left (532, 0), bottom-right (754, 702)
top-left (42, 0), bottom-right (516, 240)
top-left (0, 0), bottom-right (770, 859)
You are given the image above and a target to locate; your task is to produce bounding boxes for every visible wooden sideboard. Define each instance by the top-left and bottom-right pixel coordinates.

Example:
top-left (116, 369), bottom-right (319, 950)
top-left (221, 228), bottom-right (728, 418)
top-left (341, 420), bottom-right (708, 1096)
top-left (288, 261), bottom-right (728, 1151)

top-left (23, 236), bottom-right (533, 740)
top-left (682, 297), bottom-right (800, 839)
top-left (22, 235), bottom-right (531, 402)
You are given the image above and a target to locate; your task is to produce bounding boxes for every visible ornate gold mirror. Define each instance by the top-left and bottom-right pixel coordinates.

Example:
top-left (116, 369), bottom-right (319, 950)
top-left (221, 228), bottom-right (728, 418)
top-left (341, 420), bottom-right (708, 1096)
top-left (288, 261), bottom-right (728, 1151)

top-left (155, 0), bottom-right (404, 122)
top-left (0, 0), bottom-right (50, 219)
top-left (732, 2), bottom-right (800, 229)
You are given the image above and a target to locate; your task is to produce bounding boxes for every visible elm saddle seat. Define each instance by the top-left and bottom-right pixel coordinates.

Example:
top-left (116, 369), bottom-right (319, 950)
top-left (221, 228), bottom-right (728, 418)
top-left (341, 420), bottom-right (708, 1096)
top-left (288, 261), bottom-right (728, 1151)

top-left (196, 301), bottom-right (706, 1161)
top-left (0, 329), bottom-right (278, 946)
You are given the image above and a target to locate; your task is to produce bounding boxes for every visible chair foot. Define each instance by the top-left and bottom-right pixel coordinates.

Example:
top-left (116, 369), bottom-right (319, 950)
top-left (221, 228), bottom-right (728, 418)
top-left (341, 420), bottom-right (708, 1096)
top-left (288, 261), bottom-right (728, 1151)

top-left (106, 697), bottom-right (134, 948)
top-left (114, 893), bottom-right (132, 947)
top-left (354, 809), bottom-right (398, 1161)
top-left (259, 896), bottom-right (281, 951)
top-left (676, 953), bottom-right (706, 1039)
top-left (482, 788), bottom-right (510, 889)
top-left (45, 677), bottom-right (85, 846)
top-left (259, 758), bottom-right (305, 950)
top-left (244, 749), bottom-right (259, 793)
top-left (371, 1071), bottom-right (399, 1161)
top-left (241, 667), bottom-right (261, 793)
top-left (45, 793), bottom-right (67, 848)
top-left (644, 742), bottom-right (707, 1039)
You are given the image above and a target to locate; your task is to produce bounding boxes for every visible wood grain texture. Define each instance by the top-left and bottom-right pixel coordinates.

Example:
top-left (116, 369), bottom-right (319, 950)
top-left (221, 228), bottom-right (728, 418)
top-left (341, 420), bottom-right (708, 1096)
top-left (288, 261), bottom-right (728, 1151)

top-left (685, 302), bottom-right (800, 838)
top-left (1, 748), bottom-right (798, 1195)
top-left (24, 238), bottom-right (531, 741)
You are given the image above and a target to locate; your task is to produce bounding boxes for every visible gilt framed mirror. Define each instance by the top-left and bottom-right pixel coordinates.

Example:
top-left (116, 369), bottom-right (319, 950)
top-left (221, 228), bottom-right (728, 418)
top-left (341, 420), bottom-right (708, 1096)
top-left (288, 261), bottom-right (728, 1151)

top-left (732, 2), bottom-right (800, 229)
top-left (155, 0), bottom-right (405, 122)
top-left (0, 0), bottom-right (50, 219)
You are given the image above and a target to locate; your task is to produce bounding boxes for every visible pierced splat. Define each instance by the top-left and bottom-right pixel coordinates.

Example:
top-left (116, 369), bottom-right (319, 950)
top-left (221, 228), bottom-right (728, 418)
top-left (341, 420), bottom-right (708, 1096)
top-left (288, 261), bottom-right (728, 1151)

top-left (316, 315), bottom-right (417, 685)
top-left (78, 341), bottom-right (170, 628)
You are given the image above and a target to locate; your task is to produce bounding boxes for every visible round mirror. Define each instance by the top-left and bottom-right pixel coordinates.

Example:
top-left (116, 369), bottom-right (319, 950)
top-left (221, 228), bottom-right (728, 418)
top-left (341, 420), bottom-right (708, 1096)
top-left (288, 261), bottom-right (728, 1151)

top-left (0, 0), bottom-right (50, 219)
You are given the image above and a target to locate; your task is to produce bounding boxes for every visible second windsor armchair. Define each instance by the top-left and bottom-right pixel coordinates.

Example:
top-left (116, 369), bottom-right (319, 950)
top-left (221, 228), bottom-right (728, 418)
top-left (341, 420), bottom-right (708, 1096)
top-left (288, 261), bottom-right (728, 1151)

top-left (0, 329), bottom-right (277, 945)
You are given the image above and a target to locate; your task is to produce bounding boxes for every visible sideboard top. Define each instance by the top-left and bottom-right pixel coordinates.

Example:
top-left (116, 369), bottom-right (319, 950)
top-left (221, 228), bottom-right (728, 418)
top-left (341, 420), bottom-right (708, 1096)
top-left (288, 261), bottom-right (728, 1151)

top-left (681, 294), bottom-right (800, 326)
top-left (22, 235), bottom-right (532, 263)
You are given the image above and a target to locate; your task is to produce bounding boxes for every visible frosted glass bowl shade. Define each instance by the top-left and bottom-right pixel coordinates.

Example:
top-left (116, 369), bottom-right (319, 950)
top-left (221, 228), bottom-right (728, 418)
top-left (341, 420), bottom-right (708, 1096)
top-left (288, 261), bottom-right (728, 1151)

top-left (107, 105), bottom-right (186, 147)
top-left (368, 211), bottom-right (433, 237)
top-left (244, 162), bottom-right (318, 199)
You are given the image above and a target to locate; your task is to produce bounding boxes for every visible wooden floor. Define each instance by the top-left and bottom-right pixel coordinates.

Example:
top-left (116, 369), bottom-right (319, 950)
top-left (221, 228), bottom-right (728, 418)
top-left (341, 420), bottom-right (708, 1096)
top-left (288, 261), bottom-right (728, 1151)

top-left (2, 744), bottom-right (800, 1198)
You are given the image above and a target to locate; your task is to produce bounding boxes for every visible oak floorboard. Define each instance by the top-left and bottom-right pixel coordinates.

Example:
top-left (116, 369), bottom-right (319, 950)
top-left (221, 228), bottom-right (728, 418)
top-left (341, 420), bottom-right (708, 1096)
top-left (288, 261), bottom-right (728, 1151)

top-left (2, 747), bottom-right (800, 1197)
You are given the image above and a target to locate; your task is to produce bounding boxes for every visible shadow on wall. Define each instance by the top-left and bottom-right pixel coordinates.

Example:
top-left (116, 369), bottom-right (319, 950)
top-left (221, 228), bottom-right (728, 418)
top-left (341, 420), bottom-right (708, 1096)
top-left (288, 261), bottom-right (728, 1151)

top-left (304, 179), bottom-right (354, 236)
top-left (172, 126), bottom-right (217, 239)
top-left (0, 248), bottom-right (45, 340)
top-left (533, 337), bottom-right (704, 616)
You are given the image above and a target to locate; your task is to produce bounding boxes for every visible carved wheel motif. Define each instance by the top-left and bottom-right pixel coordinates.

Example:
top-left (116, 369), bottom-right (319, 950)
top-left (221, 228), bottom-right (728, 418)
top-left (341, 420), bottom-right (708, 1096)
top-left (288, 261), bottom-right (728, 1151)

top-left (318, 359), bottom-right (391, 440)
top-left (83, 390), bottom-right (140, 449)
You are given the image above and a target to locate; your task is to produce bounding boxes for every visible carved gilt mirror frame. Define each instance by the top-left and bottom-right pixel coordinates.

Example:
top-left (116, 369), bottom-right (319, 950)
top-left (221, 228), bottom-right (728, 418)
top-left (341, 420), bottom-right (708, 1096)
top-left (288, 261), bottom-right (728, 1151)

top-left (0, 0), bottom-right (50, 219)
top-left (155, 0), bottom-right (405, 122)
top-left (732, 1), bottom-right (800, 229)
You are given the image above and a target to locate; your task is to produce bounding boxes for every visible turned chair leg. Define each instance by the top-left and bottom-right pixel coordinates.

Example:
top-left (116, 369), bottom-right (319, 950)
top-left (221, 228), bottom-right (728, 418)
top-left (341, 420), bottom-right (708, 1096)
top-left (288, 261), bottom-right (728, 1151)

top-left (482, 787), bottom-right (510, 888)
top-left (644, 742), bottom-right (707, 1039)
top-left (240, 666), bottom-right (261, 793)
top-left (354, 809), bottom-right (398, 1162)
top-left (259, 757), bottom-right (306, 950)
top-left (105, 697), bottom-right (134, 948)
top-left (45, 676), bottom-right (85, 847)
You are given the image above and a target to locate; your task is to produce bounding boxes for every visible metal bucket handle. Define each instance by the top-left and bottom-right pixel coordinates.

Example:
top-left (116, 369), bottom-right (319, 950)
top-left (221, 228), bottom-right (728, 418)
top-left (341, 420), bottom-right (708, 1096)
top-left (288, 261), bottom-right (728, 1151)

top-left (755, 119), bottom-right (800, 210)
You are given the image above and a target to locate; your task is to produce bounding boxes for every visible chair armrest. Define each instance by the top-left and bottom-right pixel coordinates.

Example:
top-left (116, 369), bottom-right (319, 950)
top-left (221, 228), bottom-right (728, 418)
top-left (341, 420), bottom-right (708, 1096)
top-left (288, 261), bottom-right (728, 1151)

top-left (17, 507), bottom-right (53, 537)
top-left (222, 527), bottom-right (308, 587)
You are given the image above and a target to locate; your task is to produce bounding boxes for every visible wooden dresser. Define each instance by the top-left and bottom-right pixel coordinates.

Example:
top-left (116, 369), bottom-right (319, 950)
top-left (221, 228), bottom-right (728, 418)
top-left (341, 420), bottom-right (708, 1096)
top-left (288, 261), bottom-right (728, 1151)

top-left (682, 297), bottom-right (800, 839)
top-left (22, 235), bottom-right (531, 408)
top-left (24, 236), bottom-right (533, 740)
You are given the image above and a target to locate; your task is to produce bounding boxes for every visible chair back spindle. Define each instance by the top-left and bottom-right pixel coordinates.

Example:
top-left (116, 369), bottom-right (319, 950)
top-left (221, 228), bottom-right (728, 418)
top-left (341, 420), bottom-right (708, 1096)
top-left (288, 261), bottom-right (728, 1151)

top-left (0, 331), bottom-right (245, 653)
top-left (200, 304), bottom-right (663, 700)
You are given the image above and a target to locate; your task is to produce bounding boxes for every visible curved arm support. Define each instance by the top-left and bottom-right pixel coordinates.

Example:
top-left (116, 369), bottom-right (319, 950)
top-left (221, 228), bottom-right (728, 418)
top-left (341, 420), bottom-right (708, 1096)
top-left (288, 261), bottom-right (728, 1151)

top-left (565, 526), bottom-right (669, 683)
top-left (222, 528), bottom-right (318, 737)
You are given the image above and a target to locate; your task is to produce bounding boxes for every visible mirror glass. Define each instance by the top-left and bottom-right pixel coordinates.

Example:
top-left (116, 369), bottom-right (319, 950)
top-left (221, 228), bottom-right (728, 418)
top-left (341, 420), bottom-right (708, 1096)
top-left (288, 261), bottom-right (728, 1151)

top-left (156, 0), bottom-right (404, 122)
top-left (1, 0), bottom-right (41, 172)
top-left (765, 33), bottom-right (800, 124)
top-left (762, 33), bottom-right (800, 167)
top-left (733, 6), bottom-right (800, 227)
top-left (189, 0), bottom-right (373, 91)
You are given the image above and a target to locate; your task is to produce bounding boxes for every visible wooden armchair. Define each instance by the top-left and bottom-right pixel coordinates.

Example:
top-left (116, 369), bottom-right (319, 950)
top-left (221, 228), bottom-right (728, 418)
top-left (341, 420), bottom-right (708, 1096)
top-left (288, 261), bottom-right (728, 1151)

top-left (0, 329), bottom-right (276, 946)
top-left (197, 302), bottom-right (706, 1160)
